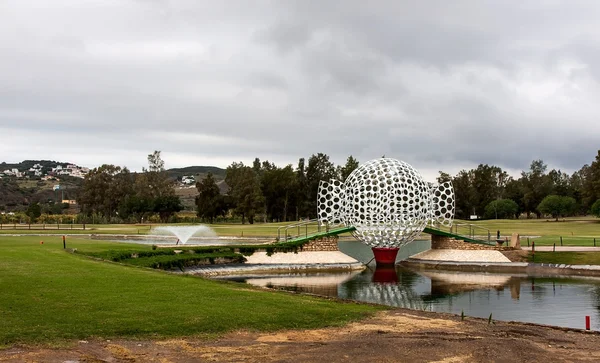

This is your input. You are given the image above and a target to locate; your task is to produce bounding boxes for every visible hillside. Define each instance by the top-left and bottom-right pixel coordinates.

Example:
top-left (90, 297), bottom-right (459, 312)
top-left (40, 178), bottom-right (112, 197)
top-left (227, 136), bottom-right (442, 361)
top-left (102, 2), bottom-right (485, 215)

top-left (0, 159), bottom-right (226, 212)
top-left (166, 166), bottom-right (226, 181)
top-left (0, 160), bottom-right (70, 171)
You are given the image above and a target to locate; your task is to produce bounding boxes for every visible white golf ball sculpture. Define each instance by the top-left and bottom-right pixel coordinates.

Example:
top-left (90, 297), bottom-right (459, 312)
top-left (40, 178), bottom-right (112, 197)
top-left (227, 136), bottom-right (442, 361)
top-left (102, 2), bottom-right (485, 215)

top-left (318, 158), bottom-right (454, 254)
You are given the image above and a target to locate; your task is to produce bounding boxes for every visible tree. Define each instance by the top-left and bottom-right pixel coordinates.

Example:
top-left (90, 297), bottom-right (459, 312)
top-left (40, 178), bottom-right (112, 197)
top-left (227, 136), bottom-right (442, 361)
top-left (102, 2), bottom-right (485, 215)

top-left (452, 170), bottom-right (476, 219)
top-left (504, 178), bottom-right (524, 217)
top-left (136, 150), bottom-right (174, 199)
top-left (537, 195), bottom-right (577, 221)
top-left (483, 199), bottom-right (519, 219)
top-left (521, 160), bottom-right (552, 218)
top-left (25, 202), bottom-right (42, 222)
top-left (78, 164), bottom-right (123, 216)
top-left (147, 150), bottom-right (165, 172)
top-left (548, 169), bottom-right (571, 196)
top-left (305, 153), bottom-right (337, 218)
top-left (260, 165), bottom-right (296, 222)
top-left (582, 151), bottom-right (600, 210)
top-left (195, 173), bottom-right (225, 223)
top-left (225, 162), bottom-right (264, 224)
top-left (338, 155), bottom-right (359, 181)
top-left (437, 172), bottom-right (452, 184)
top-left (472, 164), bottom-right (507, 217)
top-left (153, 195), bottom-right (183, 222)
top-left (295, 158), bottom-right (309, 219)
top-left (591, 199), bottom-right (600, 218)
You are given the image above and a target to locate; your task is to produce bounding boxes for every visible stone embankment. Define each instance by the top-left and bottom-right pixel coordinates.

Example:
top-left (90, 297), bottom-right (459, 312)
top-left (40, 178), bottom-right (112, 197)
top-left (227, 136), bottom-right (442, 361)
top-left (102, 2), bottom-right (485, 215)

top-left (185, 236), bottom-right (364, 276)
top-left (406, 234), bottom-right (600, 277)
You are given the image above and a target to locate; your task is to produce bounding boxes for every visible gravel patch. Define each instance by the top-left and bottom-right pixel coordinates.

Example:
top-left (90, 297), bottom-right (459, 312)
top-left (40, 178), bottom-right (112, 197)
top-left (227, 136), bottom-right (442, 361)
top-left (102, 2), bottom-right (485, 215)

top-left (410, 249), bottom-right (511, 263)
top-left (244, 251), bottom-right (359, 264)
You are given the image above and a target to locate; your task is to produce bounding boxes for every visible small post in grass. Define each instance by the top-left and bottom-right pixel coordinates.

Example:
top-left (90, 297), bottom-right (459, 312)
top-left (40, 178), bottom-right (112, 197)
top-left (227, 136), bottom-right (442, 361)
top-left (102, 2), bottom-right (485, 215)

top-left (527, 237), bottom-right (530, 247)
top-left (62, 235), bottom-right (66, 249)
top-left (532, 241), bottom-right (535, 262)
top-left (553, 243), bottom-right (556, 252)
top-left (560, 236), bottom-right (563, 246)
top-left (586, 316), bottom-right (591, 330)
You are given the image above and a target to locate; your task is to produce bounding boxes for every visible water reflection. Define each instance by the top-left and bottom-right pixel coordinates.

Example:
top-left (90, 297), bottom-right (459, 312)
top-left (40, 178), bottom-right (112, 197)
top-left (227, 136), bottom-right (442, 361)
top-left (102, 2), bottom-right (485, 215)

top-left (222, 266), bottom-right (600, 330)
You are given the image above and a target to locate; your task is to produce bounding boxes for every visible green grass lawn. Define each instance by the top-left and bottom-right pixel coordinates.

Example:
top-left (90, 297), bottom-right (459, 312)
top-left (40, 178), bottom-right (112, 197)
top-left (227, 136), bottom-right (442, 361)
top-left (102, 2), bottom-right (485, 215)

top-left (462, 217), bottom-right (600, 246)
top-left (0, 223), bottom-right (151, 235)
top-left (0, 221), bottom-right (351, 239)
top-left (0, 236), bottom-right (378, 347)
top-left (1, 217), bottom-right (597, 245)
top-left (469, 217), bottom-right (600, 237)
top-left (529, 252), bottom-right (600, 265)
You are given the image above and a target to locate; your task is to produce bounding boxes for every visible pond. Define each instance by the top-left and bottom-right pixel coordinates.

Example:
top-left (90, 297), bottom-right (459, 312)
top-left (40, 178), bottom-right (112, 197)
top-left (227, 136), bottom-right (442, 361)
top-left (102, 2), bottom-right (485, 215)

top-left (219, 241), bottom-right (600, 331)
top-left (221, 267), bottom-right (600, 330)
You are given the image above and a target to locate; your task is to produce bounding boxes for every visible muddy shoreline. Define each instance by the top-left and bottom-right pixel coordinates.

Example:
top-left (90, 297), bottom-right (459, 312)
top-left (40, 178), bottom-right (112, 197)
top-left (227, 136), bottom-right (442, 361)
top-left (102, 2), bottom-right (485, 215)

top-left (3, 305), bottom-right (600, 362)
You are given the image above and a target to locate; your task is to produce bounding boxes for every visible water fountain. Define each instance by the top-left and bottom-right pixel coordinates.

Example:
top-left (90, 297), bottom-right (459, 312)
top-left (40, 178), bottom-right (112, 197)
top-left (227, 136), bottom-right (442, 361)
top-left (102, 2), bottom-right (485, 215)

top-left (152, 225), bottom-right (217, 245)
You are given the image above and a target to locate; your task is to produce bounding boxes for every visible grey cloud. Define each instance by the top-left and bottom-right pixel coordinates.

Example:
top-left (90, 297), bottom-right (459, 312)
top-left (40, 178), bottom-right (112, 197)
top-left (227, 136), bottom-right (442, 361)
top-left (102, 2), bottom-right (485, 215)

top-left (1, 0), bottom-right (600, 177)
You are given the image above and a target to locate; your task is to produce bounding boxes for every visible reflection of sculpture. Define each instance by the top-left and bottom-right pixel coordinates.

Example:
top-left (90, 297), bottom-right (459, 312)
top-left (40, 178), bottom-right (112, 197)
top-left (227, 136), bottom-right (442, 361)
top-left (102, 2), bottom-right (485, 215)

top-left (340, 270), bottom-right (430, 310)
top-left (318, 158), bottom-right (455, 264)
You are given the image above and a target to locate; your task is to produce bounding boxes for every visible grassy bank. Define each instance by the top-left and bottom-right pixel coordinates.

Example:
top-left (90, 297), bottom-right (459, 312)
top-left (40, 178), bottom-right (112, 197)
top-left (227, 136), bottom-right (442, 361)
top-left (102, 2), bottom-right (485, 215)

top-left (529, 252), bottom-right (600, 265)
top-left (1, 217), bottom-right (598, 246)
top-left (0, 236), bottom-right (378, 347)
top-left (468, 217), bottom-right (600, 246)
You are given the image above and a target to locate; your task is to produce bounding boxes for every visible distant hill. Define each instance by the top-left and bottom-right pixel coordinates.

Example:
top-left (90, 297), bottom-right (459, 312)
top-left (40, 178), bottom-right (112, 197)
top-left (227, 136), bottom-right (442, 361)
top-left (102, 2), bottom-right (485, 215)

top-left (0, 160), bottom-right (227, 212)
top-left (0, 160), bottom-right (70, 173)
top-left (166, 166), bottom-right (226, 181)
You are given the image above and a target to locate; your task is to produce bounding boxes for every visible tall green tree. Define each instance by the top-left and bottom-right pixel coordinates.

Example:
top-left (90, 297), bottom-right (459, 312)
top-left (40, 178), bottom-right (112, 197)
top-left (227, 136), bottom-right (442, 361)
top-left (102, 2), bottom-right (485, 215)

top-left (260, 165), bottom-right (296, 222)
top-left (78, 164), bottom-right (123, 216)
top-left (591, 199), bottom-right (600, 218)
top-left (195, 173), bottom-right (225, 223)
top-left (521, 160), bottom-right (552, 218)
top-left (452, 170), bottom-right (476, 219)
top-left (136, 150), bottom-right (174, 199)
top-left (295, 158), bottom-right (309, 219)
top-left (582, 151), bottom-right (600, 210)
top-left (504, 178), bottom-right (525, 217)
top-left (153, 195), bottom-right (184, 222)
top-left (437, 172), bottom-right (452, 184)
top-left (305, 153), bottom-right (336, 218)
top-left (225, 162), bottom-right (264, 224)
top-left (25, 202), bottom-right (42, 222)
top-left (547, 169), bottom-right (571, 197)
top-left (537, 195), bottom-right (577, 221)
top-left (338, 155), bottom-right (359, 181)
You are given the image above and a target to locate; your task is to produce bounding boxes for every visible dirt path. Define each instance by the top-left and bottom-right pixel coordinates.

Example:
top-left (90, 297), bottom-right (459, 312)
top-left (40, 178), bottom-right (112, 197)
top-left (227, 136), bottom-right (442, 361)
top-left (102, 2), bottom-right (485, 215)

top-left (3, 309), bottom-right (600, 362)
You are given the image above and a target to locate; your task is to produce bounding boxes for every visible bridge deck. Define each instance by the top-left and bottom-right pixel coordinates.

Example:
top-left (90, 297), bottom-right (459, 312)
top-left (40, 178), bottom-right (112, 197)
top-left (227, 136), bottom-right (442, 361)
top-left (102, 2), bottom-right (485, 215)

top-left (282, 225), bottom-right (492, 246)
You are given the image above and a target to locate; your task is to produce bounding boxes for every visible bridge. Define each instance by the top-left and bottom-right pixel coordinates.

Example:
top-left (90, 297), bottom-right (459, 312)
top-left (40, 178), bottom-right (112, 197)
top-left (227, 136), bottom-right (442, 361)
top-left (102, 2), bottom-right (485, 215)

top-left (277, 219), bottom-right (496, 247)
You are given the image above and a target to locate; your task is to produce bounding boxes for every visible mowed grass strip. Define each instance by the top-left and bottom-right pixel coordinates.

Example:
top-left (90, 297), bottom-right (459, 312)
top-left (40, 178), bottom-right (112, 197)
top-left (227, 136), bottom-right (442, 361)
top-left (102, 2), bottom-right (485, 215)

top-left (0, 236), bottom-right (378, 346)
top-left (470, 217), bottom-right (600, 238)
top-left (529, 252), bottom-right (600, 265)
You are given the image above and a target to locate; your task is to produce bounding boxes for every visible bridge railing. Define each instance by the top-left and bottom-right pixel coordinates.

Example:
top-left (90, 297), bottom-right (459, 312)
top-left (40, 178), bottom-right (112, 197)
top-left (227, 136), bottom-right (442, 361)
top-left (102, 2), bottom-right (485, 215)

top-left (427, 221), bottom-right (493, 244)
top-left (277, 219), bottom-right (321, 242)
top-left (277, 219), bottom-right (346, 243)
top-left (449, 223), bottom-right (492, 243)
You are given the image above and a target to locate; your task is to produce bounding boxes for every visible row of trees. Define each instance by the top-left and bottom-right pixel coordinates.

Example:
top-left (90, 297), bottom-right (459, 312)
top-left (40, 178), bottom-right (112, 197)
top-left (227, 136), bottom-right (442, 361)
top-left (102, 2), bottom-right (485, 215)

top-left (77, 151), bottom-right (183, 223)
top-left (59, 149), bottom-right (600, 224)
top-left (195, 154), bottom-right (359, 223)
top-left (443, 151), bottom-right (600, 220)
top-left (197, 150), bottom-right (600, 223)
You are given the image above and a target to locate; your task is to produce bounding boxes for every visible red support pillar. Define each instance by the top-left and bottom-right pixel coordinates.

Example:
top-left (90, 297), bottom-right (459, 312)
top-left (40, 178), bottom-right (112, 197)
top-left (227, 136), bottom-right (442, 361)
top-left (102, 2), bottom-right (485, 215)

top-left (372, 247), bottom-right (399, 266)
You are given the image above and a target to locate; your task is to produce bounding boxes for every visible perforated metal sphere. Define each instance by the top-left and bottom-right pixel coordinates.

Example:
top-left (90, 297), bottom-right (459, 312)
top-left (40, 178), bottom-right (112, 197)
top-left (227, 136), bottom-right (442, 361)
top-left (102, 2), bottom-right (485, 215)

top-left (342, 158), bottom-right (430, 248)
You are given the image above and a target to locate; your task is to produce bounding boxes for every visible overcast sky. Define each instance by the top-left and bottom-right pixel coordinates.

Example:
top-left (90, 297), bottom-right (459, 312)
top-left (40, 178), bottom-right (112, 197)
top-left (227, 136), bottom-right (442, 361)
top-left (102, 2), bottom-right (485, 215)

top-left (2, 0), bottom-right (600, 180)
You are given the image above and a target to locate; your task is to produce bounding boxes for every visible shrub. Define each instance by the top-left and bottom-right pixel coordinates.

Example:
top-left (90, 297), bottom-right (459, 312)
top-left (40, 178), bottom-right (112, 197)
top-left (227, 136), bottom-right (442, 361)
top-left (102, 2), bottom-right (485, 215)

top-left (483, 199), bottom-right (519, 219)
top-left (537, 195), bottom-right (577, 221)
top-left (591, 199), bottom-right (600, 218)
